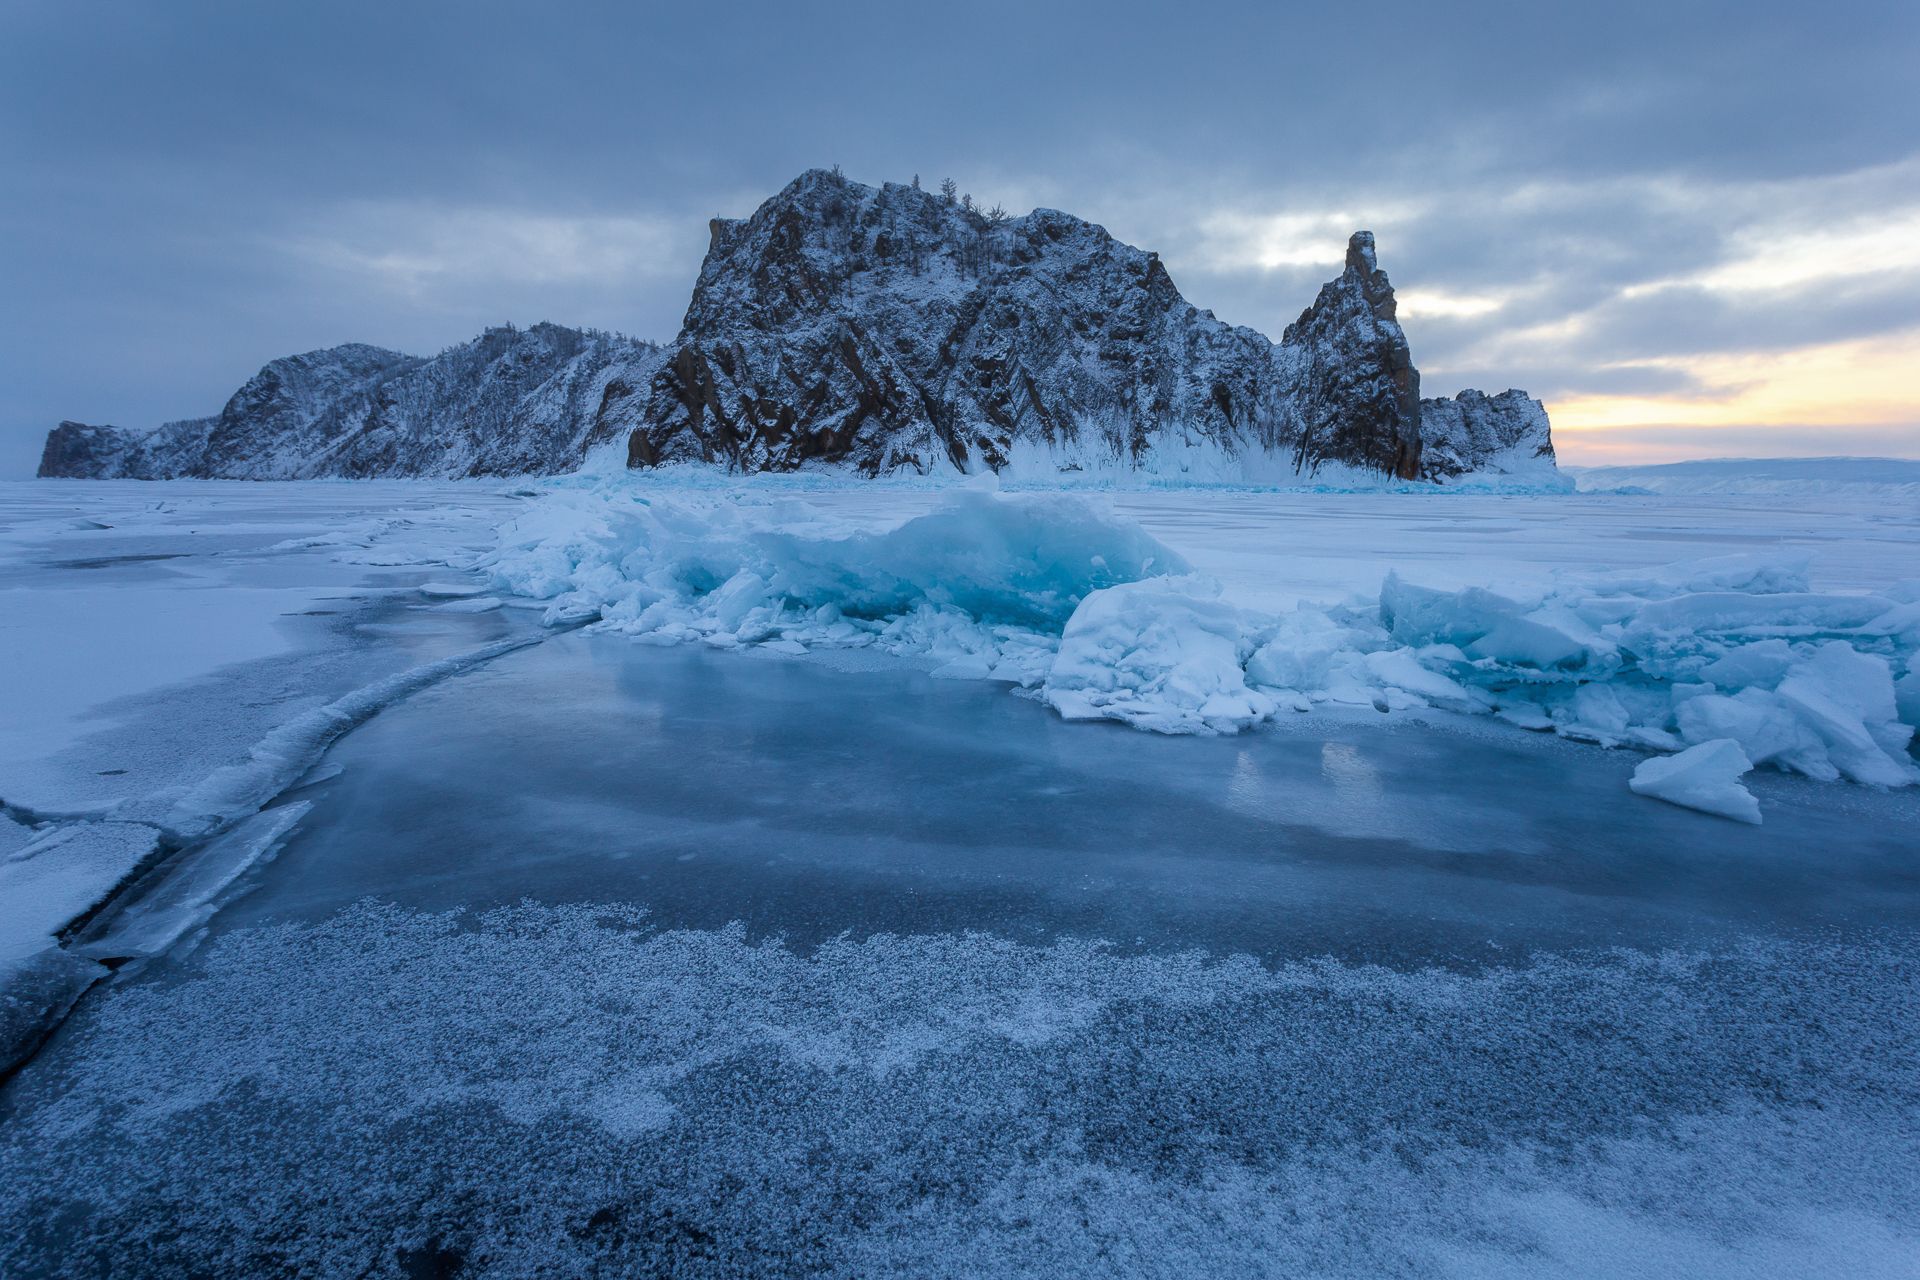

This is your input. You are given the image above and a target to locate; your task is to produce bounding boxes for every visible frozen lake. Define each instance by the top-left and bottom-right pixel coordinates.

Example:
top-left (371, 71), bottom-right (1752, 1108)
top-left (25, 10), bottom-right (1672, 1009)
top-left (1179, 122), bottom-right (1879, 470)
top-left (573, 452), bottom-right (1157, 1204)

top-left (184, 637), bottom-right (1920, 961)
top-left (4, 632), bottom-right (1916, 1277)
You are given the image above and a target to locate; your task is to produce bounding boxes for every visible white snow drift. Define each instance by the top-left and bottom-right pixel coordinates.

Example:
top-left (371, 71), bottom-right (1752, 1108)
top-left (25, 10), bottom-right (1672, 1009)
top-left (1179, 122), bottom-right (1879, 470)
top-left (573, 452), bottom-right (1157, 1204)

top-left (486, 483), bottom-right (1920, 810)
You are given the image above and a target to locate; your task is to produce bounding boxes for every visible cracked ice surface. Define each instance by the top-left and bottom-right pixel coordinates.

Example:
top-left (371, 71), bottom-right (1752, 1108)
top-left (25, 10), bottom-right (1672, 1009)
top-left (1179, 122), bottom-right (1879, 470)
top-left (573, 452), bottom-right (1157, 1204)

top-left (0, 480), bottom-right (547, 1050)
top-left (2, 471), bottom-right (1918, 1276)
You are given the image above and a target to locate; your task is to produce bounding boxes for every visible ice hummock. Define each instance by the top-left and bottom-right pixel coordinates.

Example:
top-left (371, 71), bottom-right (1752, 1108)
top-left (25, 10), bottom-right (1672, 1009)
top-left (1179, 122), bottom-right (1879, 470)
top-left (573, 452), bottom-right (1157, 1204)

top-left (486, 485), bottom-right (1920, 793)
top-left (1629, 739), bottom-right (1762, 823)
top-left (1046, 577), bottom-right (1277, 734)
top-left (486, 486), bottom-right (1185, 687)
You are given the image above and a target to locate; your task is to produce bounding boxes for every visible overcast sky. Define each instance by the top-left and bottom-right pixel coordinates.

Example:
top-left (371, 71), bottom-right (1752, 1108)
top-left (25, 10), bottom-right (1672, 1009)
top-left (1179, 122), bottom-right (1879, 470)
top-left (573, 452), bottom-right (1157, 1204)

top-left (3, 0), bottom-right (1917, 476)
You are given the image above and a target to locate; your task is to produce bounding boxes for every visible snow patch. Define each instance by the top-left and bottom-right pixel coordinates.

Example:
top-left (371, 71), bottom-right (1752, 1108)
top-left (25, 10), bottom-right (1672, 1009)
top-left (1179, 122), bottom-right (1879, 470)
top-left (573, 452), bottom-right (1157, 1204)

top-left (0, 822), bottom-right (162, 976)
top-left (1572, 456), bottom-right (1920, 498)
top-left (1045, 577), bottom-right (1275, 734)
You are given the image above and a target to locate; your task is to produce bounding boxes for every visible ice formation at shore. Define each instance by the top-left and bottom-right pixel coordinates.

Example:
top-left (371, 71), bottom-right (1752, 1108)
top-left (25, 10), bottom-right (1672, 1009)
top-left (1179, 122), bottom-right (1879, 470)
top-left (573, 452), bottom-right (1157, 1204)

top-left (486, 486), bottom-right (1919, 810)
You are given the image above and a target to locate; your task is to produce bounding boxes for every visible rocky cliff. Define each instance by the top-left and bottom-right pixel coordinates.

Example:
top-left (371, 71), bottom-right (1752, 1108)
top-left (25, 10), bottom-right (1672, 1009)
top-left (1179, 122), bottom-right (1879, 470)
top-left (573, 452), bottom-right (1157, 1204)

top-left (41, 169), bottom-right (1554, 484)
top-left (633, 171), bottom-right (1544, 482)
top-left (40, 325), bottom-right (662, 479)
top-left (1419, 388), bottom-right (1558, 482)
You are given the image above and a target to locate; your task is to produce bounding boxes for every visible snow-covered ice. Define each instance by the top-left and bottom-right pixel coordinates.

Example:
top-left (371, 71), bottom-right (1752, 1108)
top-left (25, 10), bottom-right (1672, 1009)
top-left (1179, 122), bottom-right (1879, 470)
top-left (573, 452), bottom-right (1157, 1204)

top-left (1, 632), bottom-right (1914, 1277)
top-left (0, 480), bottom-right (547, 1067)
top-left (1045, 576), bottom-right (1276, 733)
top-left (1629, 738), bottom-right (1762, 822)
top-left (4, 471), bottom-right (1914, 1010)
top-left (2, 468), bottom-right (1917, 1275)
top-left (0, 480), bottom-right (536, 814)
top-left (1571, 455), bottom-right (1920, 498)
top-left (0, 822), bottom-right (160, 974)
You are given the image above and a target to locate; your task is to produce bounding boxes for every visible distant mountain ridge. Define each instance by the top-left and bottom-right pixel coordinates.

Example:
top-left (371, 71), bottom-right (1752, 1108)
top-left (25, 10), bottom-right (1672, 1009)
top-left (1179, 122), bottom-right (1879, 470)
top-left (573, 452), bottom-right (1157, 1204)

top-left (41, 169), bottom-right (1555, 484)
top-left (41, 324), bottom-right (661, 480)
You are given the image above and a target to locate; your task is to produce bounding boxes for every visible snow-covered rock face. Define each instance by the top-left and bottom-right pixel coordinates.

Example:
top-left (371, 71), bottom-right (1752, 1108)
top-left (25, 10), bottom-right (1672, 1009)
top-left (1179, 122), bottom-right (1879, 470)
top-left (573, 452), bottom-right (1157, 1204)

top-left (39, 325), bottom-right (664, 480)
top-left (632, 171), bottom-right (1295, 476)
top-left (1420, 391), bottom-right (1551, 479)
top-left (1278, 230), bottom-right (1423, 479)
top-left (631, 171), bottom-right (1518, 482)
top-left (39, 169), bottom-right (1556, 484)
top-left (1419, 389), bottom-right (1558, 483)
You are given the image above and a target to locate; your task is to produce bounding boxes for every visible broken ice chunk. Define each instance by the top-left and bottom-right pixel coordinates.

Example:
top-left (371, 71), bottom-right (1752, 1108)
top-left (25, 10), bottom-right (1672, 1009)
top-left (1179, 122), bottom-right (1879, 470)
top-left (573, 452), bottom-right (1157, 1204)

top-left (1698, 639), bottom-right (1795, 689)
top-left (1045, 578), bottom-right (1274, 734)
top-left (1628, 739), bottom-right (1761, 824)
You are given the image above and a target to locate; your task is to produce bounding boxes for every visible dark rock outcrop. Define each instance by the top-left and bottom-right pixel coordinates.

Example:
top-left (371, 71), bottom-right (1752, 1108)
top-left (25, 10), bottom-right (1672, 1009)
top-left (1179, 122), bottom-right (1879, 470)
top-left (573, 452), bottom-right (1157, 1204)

top-left (1419, 389), bottom-right (1557, 480)
top-left (631, 171), bottom-right (1300, 476)
top-left (1277, 231), bottom-right (1424, 480)
top-left (39, 325), bottom-right (663, 479)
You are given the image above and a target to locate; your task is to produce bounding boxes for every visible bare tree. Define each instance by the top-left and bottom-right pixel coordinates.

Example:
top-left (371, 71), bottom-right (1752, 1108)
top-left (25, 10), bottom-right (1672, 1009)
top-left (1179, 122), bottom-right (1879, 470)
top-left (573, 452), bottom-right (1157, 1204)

top-left (985, 203), bottom-right (1009, 226)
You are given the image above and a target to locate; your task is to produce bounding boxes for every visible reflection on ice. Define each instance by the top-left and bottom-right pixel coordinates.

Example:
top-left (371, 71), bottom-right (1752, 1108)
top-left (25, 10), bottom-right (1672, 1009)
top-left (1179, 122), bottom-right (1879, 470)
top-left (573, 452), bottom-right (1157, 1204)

top-left (196, 638), bottom-right (1920, 962)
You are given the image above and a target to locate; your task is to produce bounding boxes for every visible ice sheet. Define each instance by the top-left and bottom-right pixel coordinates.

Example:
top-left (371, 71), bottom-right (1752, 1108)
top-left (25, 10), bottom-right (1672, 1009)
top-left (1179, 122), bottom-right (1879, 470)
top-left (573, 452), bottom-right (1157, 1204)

top-left (0, 480), bottom-right (550, 1055)
top-left (0, 821), bottom-right (160, 974)
top-left (1629, 739), bottom-right (1761, 823)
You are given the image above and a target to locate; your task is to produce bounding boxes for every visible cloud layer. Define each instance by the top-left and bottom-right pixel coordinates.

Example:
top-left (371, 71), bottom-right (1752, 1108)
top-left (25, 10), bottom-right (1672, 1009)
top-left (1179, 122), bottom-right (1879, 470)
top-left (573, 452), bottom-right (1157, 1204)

top-left (2, 0), bottom-right (1915, 474)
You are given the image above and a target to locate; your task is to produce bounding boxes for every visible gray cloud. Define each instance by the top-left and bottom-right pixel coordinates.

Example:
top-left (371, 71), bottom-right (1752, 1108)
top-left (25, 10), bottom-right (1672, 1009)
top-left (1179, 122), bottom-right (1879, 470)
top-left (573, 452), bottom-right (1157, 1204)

top-left (3, 0), bottom-right (1918, 474)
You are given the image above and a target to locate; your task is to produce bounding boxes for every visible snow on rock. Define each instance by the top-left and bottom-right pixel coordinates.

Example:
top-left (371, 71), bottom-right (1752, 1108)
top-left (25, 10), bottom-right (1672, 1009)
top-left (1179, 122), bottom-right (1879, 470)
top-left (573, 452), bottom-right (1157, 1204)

top-left (1629, 739), bottom-right (1762, 823)
top-left (38, 324), bottom-right (665, 480)
top-left (42, 170), bottom-right (1556, 487)
top-left (635, 172), bottom-right (1555, 485)
top-left (1418, 389), bottom-right (1565, 487)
